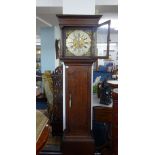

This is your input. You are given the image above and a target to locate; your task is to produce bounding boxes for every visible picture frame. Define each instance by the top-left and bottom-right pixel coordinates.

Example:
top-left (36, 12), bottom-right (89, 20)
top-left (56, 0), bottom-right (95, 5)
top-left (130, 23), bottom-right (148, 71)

top-left (55, 39), bottom-right (61, 59)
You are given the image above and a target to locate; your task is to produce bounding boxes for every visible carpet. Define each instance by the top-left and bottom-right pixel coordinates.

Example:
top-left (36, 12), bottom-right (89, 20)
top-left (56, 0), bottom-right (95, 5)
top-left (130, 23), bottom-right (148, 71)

top-left (36, 101), bottom-right (48, 109)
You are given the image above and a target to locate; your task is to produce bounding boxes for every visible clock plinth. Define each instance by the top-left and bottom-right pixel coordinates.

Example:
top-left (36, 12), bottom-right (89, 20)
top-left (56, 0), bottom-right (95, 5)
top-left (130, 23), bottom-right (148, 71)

top-left (61, 134), bottom-right (95, 155)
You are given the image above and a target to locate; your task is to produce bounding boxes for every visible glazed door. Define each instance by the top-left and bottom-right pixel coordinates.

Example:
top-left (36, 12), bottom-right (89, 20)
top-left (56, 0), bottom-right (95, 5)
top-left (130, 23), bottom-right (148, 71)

top-left (66, 65), bottom-right (91, 136)
top-left (96, 20), bottom-right (111, 59)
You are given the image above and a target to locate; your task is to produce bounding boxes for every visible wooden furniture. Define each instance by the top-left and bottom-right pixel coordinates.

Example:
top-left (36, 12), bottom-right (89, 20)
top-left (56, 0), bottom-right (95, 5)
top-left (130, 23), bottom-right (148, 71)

top-left (57, 14), bottom-right (111, 155)
top-left (107, 80), bottom-right (118, 89)
top-left (93, 88), bottom-right (118, 155)
top-left (57, 15), bottom-right (105, 155)
top-left (51, 65), bottom-right (63, 136)
top-left (112, 88), bottom-right (118, 155)
top-left (42, 71), bottom-right (53, 118)
top-left (93, 106), bottom-right (113, 123)
top-left (41, 67), bottom-right (63, 137)
top-left (36, 110), bottom-right (50, 155)
top-left (36, 125), bottom-right (50, 155)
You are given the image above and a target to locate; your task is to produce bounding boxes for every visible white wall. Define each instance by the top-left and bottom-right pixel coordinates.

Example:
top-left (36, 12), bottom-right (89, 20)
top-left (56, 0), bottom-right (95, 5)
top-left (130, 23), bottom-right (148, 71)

top-left (41, 27), bottom-right (56, 73)
top-left (63, 0), bottom-right (95, 14)
top-left (36, 0), bottom-right (62, 6)
top-left (37, 0), bottom-right (117, 7)
top-left (95, 0), bottom-right (118, 5)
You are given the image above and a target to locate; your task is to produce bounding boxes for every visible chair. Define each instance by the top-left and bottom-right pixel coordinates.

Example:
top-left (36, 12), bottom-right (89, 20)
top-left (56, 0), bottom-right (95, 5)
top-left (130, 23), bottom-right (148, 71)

top-left (42, 67), bottom-right (63, 136)
top-left (42, 71), bottom-right (54, 122)
top-left (51, 65), bottom-right (63, 136)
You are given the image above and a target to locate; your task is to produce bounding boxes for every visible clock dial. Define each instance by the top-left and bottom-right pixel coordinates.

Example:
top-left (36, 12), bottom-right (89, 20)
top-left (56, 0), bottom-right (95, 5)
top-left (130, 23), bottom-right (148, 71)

top-left (66, 30), bottom-right (91, 56)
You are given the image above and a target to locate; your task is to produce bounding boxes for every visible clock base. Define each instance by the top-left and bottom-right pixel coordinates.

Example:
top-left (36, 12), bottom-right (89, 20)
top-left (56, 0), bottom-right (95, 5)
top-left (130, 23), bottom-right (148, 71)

top-left (61, 134), bottom-right (95, 155)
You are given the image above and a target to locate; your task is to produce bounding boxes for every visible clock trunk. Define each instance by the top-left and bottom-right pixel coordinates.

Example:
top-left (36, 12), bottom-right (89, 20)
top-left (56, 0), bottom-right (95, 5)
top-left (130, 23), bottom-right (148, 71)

top-left (62, 60), bottom-right (95, 155)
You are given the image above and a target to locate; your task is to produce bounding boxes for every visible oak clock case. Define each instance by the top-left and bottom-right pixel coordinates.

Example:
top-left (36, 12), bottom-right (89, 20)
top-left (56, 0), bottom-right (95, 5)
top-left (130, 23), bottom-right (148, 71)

top-left (57, 15), bottom-right (111, 155)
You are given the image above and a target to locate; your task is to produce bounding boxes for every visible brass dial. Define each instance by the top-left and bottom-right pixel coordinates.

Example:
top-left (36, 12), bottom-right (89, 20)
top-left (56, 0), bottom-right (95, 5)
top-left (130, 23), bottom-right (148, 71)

top-left (66, 30), bottom-right (91, 56)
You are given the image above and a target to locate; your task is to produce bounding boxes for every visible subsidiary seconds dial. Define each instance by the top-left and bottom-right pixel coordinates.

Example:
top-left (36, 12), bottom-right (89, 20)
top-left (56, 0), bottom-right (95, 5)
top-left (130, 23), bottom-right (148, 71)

top-left (66, 30), bottom-right (91, 56)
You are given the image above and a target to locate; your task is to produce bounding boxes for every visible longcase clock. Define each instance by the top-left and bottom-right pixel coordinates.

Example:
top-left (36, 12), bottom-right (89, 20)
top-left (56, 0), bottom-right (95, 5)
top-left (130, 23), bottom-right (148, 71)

top-left (57, 15), bottom-right (110, 155)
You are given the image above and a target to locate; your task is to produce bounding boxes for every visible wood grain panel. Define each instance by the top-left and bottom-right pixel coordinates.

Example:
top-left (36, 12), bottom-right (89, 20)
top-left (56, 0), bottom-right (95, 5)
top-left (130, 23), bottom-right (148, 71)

top-left (66, 65), bottom-right (91, 135)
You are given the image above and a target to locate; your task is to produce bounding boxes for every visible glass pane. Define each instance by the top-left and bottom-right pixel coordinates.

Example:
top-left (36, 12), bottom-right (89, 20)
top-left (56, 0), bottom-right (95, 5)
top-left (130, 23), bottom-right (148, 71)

top-left (97, 43), bottom-right (107, 57)
top-left (96, 24), bottom-right (109, 57)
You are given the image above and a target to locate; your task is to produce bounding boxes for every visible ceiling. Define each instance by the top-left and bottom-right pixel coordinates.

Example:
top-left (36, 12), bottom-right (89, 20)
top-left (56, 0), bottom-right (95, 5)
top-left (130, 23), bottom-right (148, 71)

top-left (36, 1), bottom-right (118, 41)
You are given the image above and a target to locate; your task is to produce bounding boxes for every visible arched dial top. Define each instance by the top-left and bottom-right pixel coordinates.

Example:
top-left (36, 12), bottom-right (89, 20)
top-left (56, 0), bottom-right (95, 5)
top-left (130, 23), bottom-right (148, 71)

top-left (66, 30), bottom-right (91, 56)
